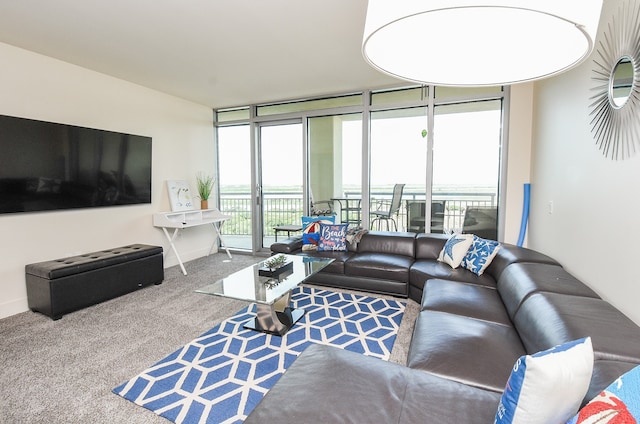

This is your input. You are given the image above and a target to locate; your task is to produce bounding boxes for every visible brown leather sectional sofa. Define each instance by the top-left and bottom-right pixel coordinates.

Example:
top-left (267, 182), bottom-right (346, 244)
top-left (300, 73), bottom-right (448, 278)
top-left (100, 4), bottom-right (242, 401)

top-left (248, 231), bottom-right (640, 423)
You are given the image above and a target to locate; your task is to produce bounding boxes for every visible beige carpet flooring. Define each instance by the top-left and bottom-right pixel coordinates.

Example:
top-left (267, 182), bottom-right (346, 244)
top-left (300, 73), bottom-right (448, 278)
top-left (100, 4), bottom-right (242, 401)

top-left (0, 253), bottom-right (419, 424)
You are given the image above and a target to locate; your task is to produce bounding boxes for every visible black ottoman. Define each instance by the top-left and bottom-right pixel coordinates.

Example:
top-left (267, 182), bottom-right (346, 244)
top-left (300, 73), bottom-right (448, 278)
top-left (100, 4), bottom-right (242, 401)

top-left (25, 244), bottom-right (164, 320)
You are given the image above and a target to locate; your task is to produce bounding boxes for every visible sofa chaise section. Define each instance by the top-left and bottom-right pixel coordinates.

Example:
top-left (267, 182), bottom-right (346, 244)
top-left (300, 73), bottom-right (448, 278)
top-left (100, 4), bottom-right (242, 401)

top-left (244, 344), bottom-right (502, 424)
top-left (407, 309), bottom-right (526, 392)
top-left (301, 231), bottom-right (416, 298)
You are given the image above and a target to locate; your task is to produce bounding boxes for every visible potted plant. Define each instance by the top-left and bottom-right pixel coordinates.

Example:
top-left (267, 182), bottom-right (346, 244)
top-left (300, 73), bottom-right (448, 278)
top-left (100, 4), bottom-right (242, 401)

top-left (196, 172), bottom-right (215, 210)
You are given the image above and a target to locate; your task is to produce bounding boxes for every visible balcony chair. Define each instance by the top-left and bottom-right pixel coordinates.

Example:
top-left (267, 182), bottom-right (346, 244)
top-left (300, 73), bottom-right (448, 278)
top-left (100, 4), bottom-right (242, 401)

top-left (407, 200), bottom-right (446, 233)
top-left (462, 206), bottom-right (498, 240)
top-left (310, 190), bottom-right (334, 216)
top-left (371, 183), bottom-right (405, 231)
top-left (331, 197), bottom-right (362, 227)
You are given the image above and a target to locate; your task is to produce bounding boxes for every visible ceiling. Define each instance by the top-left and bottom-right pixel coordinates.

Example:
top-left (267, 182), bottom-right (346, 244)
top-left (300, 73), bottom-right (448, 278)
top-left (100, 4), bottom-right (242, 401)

top-left (0, 0), bottom-right (403, 109)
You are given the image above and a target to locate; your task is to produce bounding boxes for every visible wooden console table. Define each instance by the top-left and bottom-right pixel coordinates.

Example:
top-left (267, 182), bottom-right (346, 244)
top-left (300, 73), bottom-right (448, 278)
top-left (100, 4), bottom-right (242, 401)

top-left (153, 208), bottom-right (232, 275)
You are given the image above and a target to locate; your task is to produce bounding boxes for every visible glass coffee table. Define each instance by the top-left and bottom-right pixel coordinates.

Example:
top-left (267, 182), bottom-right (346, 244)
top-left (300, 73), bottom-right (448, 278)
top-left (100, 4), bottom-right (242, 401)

top-left (196, 254), bottom-right (334, 336)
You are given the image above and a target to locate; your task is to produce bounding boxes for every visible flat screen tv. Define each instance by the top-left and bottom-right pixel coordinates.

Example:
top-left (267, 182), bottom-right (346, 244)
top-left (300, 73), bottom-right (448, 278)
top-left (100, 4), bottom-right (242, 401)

top-left (0, 114), bottom-right (152, 214)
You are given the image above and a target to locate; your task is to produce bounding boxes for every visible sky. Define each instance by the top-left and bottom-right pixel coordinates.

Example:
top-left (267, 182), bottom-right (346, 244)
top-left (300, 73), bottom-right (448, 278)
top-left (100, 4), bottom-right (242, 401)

top-left (217, 107), bottom-right (501, 191)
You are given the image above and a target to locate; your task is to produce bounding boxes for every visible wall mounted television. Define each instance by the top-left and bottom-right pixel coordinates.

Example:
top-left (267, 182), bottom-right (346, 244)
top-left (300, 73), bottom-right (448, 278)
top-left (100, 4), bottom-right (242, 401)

top-left (0, 114), bottom-right (152, 214)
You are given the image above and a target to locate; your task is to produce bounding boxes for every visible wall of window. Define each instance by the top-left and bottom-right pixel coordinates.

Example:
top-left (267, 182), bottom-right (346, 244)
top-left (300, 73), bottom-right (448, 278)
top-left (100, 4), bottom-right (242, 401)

top-left (214, 85), bottom-right (508, 252)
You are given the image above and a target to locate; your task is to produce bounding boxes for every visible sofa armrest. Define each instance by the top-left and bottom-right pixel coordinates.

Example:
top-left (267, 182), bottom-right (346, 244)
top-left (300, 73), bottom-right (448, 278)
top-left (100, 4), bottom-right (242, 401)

top-left (270, 236), bottom-right (303, 254)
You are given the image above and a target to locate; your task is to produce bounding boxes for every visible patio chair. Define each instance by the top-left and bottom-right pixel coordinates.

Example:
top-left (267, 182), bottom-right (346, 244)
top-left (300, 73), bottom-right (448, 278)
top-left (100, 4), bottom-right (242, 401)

top-left (462, 206), bottom-right (498, 240)
top-left (310, 190), bottom-right (334, 216)
top-left (371, 183), bottom-right (405, 231)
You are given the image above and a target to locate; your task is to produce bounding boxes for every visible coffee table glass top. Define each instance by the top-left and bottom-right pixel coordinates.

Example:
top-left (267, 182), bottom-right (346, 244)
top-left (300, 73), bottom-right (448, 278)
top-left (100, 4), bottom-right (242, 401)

top-left (195, 254), bottom-right (334, 305)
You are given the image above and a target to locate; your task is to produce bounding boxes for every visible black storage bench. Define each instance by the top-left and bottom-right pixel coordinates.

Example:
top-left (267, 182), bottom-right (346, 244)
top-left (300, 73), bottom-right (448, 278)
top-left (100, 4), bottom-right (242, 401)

top-left (25, 244), bottom-right (164, 320)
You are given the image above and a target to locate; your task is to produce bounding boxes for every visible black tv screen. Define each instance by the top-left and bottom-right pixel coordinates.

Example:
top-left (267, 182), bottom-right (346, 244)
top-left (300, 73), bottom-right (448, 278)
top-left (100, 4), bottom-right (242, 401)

top-left (0, 115), bottom-right (152, 214)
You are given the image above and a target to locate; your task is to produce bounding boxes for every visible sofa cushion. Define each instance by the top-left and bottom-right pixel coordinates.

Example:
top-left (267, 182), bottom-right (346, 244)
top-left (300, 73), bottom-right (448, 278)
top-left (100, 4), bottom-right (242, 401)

top-left (514, 293), bottom-right (640, 363)
top-left (415, 232), bottom-right (448, 259)
top-left (307, 272), bottom-right (409, 297)
top-left (438, 234), bottom-right (474, 268)
top-left (498, 263), bottom-right (600, 319)
top-left (410, 259), bottom-right (497, 293)
top-left (345, 253), bottom-right (413, 282)
top-left (421, 279), bottom-right (512, 326)
top-left (495, 337), bottom-right (593, 424)
top-left (244, 344), bottom-right (502, 424)
top-left (407, 310), bottom-right (525, 392)
top-left (357, 231), bottom-right (416, 257)
top-left (484, 243), bottom-right (559, 282)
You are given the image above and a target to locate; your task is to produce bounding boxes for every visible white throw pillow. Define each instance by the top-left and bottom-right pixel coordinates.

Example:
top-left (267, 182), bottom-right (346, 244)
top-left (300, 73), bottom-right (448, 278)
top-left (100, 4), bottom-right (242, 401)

top-left (437, 234), bottom-right (474, 268)
top-left (495, 337), bottom-right (594, 424)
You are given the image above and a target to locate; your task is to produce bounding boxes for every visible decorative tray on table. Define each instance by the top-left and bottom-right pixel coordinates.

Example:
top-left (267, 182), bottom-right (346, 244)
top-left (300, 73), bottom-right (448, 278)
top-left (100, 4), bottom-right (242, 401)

top-left (258, 254), bottom-right (293, 278)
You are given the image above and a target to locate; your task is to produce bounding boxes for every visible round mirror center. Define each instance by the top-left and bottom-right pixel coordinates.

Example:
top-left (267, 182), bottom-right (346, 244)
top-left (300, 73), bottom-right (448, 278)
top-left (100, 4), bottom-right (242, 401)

top-left (610, 56), bottom-right (634, 108)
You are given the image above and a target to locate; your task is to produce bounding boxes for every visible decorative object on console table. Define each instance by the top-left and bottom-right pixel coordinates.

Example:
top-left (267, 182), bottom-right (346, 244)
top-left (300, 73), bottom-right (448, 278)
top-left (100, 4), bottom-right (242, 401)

top-left (196, 172), bottom-right (215, 210)
top-left (166, 180), bottom-right (194, 211)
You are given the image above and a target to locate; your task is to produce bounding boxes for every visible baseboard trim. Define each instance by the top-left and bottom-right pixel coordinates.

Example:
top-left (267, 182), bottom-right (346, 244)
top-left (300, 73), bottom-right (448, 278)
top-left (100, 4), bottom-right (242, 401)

top-left (0, 297), bottom-right (29, 320)
top-left (162, 246), bottom-right (219, 269)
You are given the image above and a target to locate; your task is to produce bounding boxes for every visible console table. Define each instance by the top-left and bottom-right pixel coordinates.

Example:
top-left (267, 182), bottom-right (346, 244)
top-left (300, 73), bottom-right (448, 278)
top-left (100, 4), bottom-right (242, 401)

top-left (153, 208), bottom-right (232, 275)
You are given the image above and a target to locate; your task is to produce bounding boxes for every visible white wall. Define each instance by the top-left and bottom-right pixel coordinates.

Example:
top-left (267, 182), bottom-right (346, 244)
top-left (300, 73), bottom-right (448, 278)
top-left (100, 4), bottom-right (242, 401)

top-left (529, 0), bottom-right (640, 325)
top-left (504, 83), bottom-right (535, 246)
top-left (0, 42), bottom-right (217, 319)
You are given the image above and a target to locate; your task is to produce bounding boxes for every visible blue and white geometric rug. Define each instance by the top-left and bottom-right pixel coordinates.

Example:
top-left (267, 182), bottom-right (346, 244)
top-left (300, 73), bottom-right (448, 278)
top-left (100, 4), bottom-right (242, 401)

top-left (113, 286), bottom-right (405, 424)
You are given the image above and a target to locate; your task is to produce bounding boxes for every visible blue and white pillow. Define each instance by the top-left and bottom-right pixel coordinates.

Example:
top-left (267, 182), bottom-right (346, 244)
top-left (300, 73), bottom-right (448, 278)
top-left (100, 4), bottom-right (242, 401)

top-left (317, 223), bottom-right (348, 252)
top-left (301, 215), bottom-right (335, 251)
top-left (495, 337), bottom-right (594, 424)
top-left (461, 235), bottom-right (501, 276)
top-left (437, 234), bottom-right (474, 268)
top-left (567, 364), bottom-right (640, 423)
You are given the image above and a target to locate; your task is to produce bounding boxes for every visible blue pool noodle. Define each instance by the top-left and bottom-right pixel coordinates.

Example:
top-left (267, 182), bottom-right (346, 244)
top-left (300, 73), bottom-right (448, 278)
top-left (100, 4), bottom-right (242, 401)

top-left (517, 183), bottom-right (530, 247)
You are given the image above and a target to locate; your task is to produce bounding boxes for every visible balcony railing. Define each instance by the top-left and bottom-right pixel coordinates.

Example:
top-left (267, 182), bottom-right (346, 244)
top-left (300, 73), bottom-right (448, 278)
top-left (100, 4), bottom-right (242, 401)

top-left (220, 190), bottom-right (496, 236)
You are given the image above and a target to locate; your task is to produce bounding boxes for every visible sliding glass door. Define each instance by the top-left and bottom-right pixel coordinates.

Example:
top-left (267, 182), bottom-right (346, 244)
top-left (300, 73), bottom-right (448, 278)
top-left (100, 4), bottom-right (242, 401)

top-left (432, 100), bottom-right (502, 238)
top-left (258, 122), bottom-right (303, 250)
top-left (308, 113), bottom-right (363, 227)
top-left (217, 125), bottom-right (252, 250)
top-left (370, 108), bottom-right (428, 232)
top-left (217, 122), bottom-right (303, 252)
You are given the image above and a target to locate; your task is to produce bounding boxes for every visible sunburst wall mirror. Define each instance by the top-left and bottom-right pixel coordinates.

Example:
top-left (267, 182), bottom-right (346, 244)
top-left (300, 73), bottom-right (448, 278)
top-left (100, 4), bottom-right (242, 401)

top-left (589, 0), bottom-right (640, 160)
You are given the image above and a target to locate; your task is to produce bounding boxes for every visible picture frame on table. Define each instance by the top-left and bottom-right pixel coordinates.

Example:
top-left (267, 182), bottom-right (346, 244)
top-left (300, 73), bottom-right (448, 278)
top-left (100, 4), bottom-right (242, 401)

top-left (166, 180), bottom-right (195, 211)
